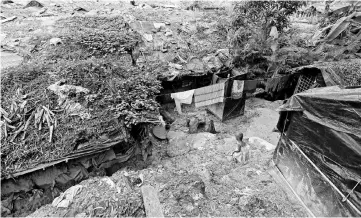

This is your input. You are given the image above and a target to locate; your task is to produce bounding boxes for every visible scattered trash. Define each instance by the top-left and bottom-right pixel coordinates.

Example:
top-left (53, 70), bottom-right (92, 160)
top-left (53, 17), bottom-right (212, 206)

top-left (1, 16), bottom-right (17, 23)
top-left (100, 177), bottom-right (121, 193)
top-left (47, 80), bottom-right (91, 119)
top-left (49, 38), bottom-right (62, 46)
top-left (52, 185), bottom-right (83, 208)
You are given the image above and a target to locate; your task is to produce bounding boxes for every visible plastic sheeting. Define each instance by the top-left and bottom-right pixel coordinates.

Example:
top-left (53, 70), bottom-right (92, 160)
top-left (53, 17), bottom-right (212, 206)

top-left (274, 86), bottom-right (361, 216)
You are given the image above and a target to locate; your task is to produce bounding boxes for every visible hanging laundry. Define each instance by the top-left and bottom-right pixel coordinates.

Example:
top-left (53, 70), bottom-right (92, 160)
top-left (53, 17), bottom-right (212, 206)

top-left (231, 80), bottom-right (245, 99)
top-left (194, 83), bottom-right (225, 108)
top-left (171, 89), bottom-right (194, 114)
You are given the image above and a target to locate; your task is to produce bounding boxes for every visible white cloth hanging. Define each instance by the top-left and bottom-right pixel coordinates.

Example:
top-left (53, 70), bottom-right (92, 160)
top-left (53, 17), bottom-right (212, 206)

top-left (171, 89), bottom-right (194, 114)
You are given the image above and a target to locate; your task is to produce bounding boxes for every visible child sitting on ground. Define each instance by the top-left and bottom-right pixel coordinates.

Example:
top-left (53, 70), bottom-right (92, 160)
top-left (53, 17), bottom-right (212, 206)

top-left (232, 132), bottom-right (250, 165)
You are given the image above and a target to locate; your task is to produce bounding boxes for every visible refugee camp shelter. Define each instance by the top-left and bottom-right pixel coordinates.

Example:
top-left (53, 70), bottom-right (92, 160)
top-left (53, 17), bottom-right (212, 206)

top-left (206, 72), bottom-right (248, 122)
top-left (1, 125), bottom-right (138, 217)
top-left (273, 86), bottom-right (361, 217)
top-left (265, 59), bottom-right (361, 100)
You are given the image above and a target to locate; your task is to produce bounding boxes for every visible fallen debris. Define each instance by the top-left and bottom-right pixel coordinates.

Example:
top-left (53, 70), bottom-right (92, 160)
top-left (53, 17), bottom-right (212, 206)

top-left (141, 185), bottom-right (164, 217)
top-left (52, 185), bottom-right (83, 208)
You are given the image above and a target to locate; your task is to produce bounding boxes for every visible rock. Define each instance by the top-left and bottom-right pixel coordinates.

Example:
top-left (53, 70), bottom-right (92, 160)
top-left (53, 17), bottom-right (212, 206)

top-left (165, 31), bottom-right (173, 37)
top-left (186, 57), bottom-right (204, 73)
top-left (217, 137), bottom-right (238, 155)
top-left (49, 38), bottom-right (62, 46)
top-left (154, 23), bottom-right (165, 31)
top-left (165, 21), bottom-right (170, 25)
top-left (143, 34), bottom-right (153, 42)
top-left (248, 137), bottom-right (276, 151)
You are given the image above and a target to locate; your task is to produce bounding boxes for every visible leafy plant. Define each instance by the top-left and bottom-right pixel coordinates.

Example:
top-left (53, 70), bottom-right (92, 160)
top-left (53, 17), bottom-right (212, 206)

top-left (232, 1), bottom-right (306, 45)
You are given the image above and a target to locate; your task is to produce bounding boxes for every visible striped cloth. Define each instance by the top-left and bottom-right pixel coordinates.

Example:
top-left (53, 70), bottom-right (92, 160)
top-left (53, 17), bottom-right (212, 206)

top-left (194, 83), bottom-right (225, 108)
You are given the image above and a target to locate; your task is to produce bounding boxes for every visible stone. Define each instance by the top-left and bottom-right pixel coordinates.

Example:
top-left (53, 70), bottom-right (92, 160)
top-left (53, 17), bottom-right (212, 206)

top-left (49, 38), bottom-right (62, 46)
top-left (165, 31), bottom-right (173, 37)
top-left (154, 22), bottom-right (166, 31)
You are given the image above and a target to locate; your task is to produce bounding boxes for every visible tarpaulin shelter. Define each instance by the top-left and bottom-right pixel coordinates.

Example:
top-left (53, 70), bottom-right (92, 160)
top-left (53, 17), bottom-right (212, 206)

top-left (273, 86), bottom-right (361, 217)
top-left (206, 72), bottom-right (248, 122)
top-left (265, 59), bottom-right (361, 100)
top-left (157, 71), bottom-right (213, 104)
